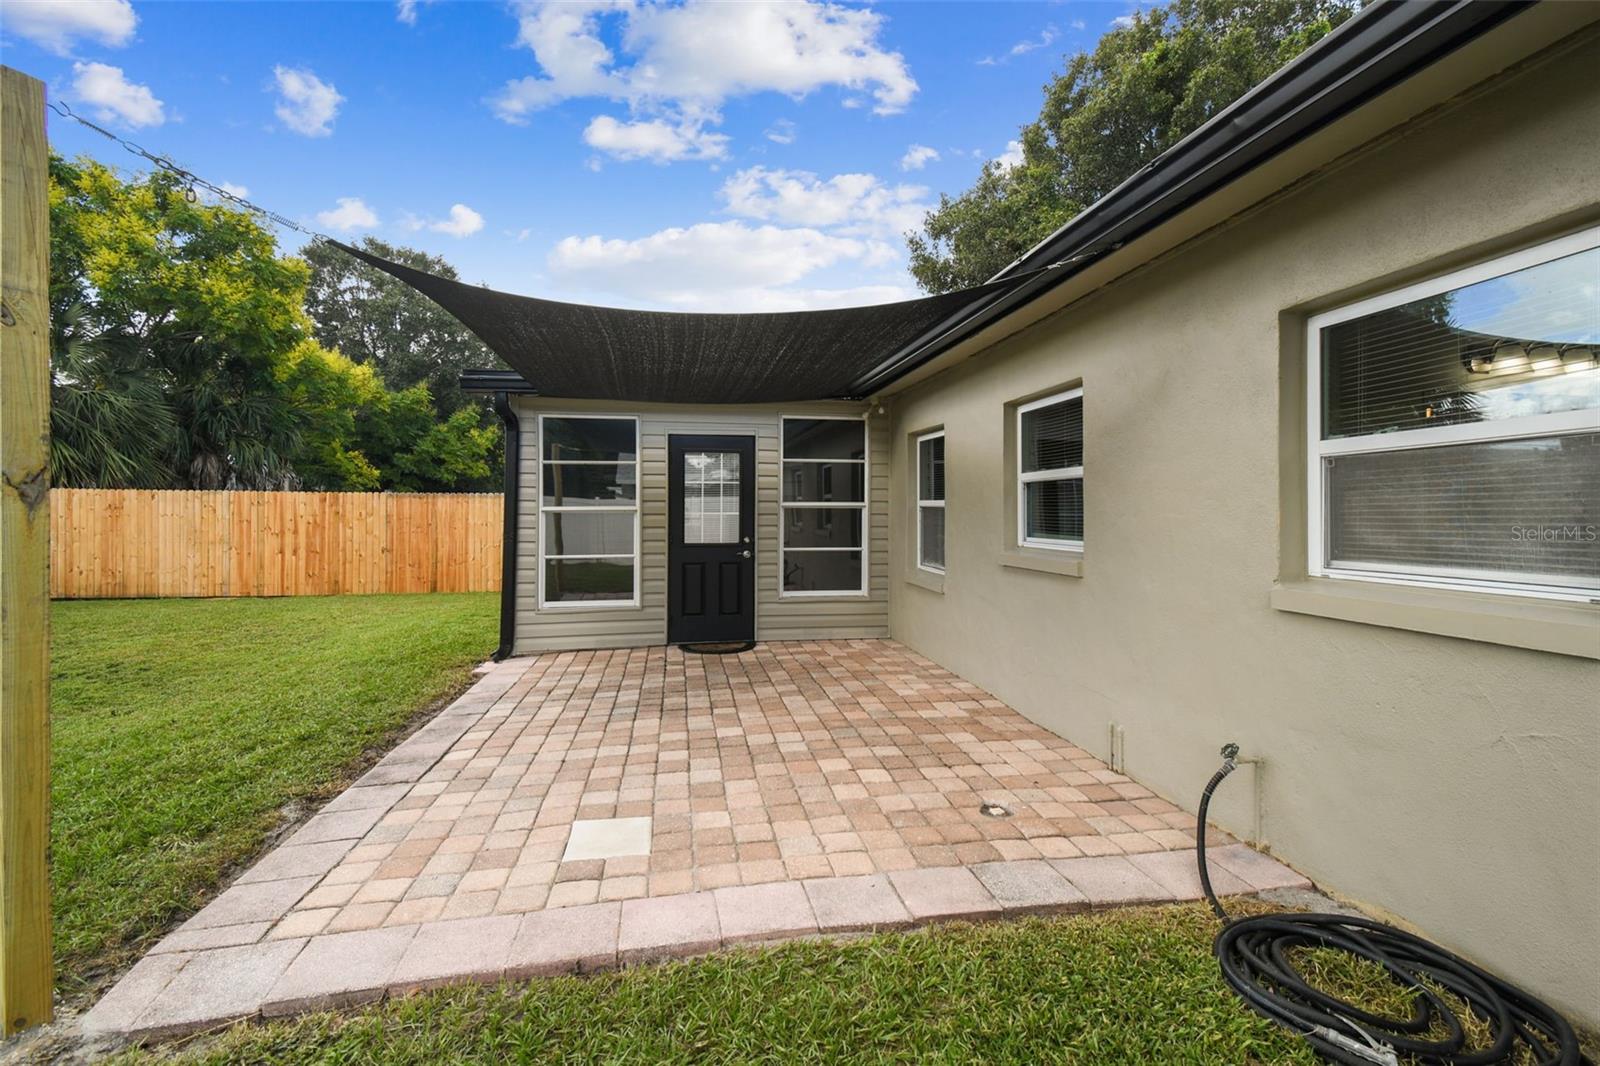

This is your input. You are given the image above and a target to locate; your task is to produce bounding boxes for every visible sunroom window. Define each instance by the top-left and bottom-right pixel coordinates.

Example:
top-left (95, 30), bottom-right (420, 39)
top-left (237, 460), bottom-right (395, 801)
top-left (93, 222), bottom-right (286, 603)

top-left (781, 416), bottom-right (867, 594)
top-left (539, 415), bottom-right (639, 606)
top-left (1017, 389), bottom-right (1084, 551)
top-left (916, 431), bottom-right (945, 572)
top-left (1308, 230), bottom-right (1599, 598)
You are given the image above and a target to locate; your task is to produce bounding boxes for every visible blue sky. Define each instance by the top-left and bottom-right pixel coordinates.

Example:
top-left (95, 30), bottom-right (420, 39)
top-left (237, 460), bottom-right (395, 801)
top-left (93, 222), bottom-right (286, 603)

top-left (2, 0), bottom-right (1138, 311)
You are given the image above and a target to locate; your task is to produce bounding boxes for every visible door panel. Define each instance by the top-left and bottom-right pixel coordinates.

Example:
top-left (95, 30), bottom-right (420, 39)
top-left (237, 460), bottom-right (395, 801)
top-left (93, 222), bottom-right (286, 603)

top-left (669, 435), bottom-right (756, 643)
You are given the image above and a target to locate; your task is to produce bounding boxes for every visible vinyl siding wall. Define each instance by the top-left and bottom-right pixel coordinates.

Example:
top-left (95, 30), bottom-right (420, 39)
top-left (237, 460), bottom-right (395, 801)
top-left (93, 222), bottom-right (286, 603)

top-left (510, 397), bottom-right (889, 654)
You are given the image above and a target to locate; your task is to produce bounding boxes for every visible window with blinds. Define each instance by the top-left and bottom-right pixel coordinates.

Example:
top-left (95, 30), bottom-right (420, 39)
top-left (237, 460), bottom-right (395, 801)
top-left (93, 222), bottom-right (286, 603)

top-left (539, 415), bottom-right (640, 606)
top-left (780, 416), bottom-right (867, 594)
top-left (1017, 389), bottom-right (1084, 551)
top-left (1308, 230), bottom-right (1599, 597)
top-left (682, 452), bottom-right (740, 545)
top-left (916, 430), bottom-right (945, 572)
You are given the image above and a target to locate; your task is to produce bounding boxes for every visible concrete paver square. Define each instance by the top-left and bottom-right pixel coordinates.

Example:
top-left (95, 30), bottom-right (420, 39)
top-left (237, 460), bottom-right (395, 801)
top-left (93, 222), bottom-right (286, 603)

top-left (563, 817), bottom-right (653, 862)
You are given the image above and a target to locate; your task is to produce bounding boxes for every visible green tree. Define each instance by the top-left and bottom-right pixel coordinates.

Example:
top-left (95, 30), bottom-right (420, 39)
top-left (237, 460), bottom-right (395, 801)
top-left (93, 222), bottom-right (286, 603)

top-left (48, 156), bottom-right (496, 493)
top-left (391, 407), bottom-right (499, 492)
top-left (49, 304), bottom-right (179, 489)
top-left (50, 155), bottom-right (312, 487)
top-left (301, 237), bottom-right (504, 418)
top-left (277, 339), bottom-right (387, 491)
top-left (908, 0), bottom-right (1355, 292)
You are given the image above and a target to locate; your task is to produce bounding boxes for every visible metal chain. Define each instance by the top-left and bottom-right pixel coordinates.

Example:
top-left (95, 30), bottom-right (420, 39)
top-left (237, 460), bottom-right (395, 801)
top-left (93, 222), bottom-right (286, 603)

top-left (46, 98), bottom-right (333, 244)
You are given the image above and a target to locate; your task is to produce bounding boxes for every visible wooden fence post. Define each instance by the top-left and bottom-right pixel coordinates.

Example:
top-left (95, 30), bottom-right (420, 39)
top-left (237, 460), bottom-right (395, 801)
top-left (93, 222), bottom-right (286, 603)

top-left (0, 65), bottom-right (54, 1034)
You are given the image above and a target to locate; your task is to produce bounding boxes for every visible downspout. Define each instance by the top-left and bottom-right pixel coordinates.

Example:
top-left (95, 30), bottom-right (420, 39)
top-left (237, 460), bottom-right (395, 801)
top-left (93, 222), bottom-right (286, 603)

top-left (492, 391), bottom-right (520, 661)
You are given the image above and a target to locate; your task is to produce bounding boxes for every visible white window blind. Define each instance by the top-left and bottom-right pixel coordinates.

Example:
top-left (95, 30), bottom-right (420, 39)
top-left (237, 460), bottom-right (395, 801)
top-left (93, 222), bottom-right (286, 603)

top-left (683, 451), bottom-right (740, 545)
top-left (916, 431), bottom-right (945, 572)
top-left (1017, 389), bottom-right (1084, 550)
top-left (1308, 231), bottom-right (1600, 598)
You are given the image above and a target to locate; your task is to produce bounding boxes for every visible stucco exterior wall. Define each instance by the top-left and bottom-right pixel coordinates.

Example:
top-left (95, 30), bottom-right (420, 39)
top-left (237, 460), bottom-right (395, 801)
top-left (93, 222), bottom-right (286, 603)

top-left (511, 397), bottom-right (890, 654)
top-left (884, 37), bottom-right (1600, 1024)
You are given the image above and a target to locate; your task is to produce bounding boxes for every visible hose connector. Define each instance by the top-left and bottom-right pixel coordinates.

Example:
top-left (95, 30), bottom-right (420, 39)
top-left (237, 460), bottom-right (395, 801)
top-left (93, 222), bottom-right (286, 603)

top-left (1219, 742), bottom-right (1240, 773)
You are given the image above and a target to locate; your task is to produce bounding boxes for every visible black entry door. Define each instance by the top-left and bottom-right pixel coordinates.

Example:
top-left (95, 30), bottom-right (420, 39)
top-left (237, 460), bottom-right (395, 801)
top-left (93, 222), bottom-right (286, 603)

top-left (668, 435), bottom-right (757, 644)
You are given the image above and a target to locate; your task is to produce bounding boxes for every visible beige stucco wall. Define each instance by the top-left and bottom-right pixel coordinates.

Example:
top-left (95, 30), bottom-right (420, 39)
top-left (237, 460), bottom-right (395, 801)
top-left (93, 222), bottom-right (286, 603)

top-left (884, 36), bottom-right (1600, 1025)
top-left (510, 397), bottom-right (890, 654)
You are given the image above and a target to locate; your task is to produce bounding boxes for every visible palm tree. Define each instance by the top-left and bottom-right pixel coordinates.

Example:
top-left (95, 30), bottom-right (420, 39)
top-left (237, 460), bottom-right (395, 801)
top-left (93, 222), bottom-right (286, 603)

top-left (49, 305), bottom-right (179, 489)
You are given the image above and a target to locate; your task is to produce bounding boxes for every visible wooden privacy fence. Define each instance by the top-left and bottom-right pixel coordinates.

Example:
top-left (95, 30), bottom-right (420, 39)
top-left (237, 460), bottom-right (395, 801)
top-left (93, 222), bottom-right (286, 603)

top-left (49, 489), bottom-right (503, 598)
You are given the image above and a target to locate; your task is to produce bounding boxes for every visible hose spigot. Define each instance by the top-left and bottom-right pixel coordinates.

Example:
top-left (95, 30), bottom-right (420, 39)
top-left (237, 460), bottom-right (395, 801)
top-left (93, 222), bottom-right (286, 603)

top-left (1220, 742), bottom-right (1240, 770)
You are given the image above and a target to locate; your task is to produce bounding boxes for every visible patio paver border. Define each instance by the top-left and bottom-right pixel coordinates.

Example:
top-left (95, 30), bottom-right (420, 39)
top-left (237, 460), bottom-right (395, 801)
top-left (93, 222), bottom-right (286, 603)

top-left (85, 846), bottom-right (1309, 1041)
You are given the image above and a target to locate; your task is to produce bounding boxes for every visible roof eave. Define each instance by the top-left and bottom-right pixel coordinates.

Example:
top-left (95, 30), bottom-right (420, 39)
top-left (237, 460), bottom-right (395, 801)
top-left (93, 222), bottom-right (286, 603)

top-left (851, 0), bottom-right (1544, 398)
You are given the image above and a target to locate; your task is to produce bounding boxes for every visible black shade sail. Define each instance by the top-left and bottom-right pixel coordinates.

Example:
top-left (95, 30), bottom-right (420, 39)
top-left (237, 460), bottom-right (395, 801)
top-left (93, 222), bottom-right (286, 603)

top-left (332, 241), bottom-right (1023, 404)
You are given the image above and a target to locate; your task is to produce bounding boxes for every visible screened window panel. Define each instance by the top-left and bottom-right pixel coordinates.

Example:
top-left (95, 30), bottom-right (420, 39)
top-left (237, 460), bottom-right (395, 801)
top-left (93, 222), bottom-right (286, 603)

top-left (543, 559), bottom-right (634, 602)
top-left (782, 461), bottom-right (865, 502)
top-left (918, 436), bottom-right (945, 501)
top-left (541, 417), bottom-right (637, 461)
top-left (1025, 478), bottom-right (1084, 543)
top-left (1022, 397), bottom-right (1084, 472)
top-left (1321, 247), bottom-right (1600, 440)
top-left (1325, 433), bottom-right (1600, 584)
top-left (784, 509), bottom-right (863, 549)
top-left (683, 452), bottom-right (740, 545)
top-left (919, 507), bottom-right (945, 570)
top-left (542, 511), bottom-right (634, 557)
top-left (783, 550), bottom-right (862, 593)
top-left (783, 418), bottom-right (866, 460)
top-left (541, 463), bottom-right (637, 507)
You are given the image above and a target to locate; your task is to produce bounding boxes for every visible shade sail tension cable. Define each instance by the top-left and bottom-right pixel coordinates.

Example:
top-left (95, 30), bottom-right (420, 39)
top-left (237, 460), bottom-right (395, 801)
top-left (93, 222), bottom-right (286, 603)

top-left (47, 99), bottom-right (333, 244)
top-left (1196, 745), bottom-right (1589, 1066)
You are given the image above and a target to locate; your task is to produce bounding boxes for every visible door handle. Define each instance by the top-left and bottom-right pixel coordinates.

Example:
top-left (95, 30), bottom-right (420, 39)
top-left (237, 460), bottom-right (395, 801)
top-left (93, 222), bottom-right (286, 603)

top-left (739, 549), bottom-right (752, 559)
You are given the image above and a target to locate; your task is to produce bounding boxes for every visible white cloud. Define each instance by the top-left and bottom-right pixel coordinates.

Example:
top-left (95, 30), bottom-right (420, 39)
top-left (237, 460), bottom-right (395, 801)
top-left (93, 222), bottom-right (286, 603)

top-left (396, 0), bottom-right (435, 24)
top-left (199, 182), bottom-right (250, 206)
top-left (316, 197), bottom-right (379, 231)
top-left (900, 144), bottom-right (938, 171)
top-left (720, 166), bottom-right (928, 238)
top-left (401, 204), bottom-right (487, 237)
top-left (583, 114), bottom-right (728, 163)
top-left (428, 204), bottom-right (485, 237)
top-left (4, 0), bottom-right (135, 55)
top-left (995, 139), bottom-right (1025, 169)
top-left (764, 118), bottom-right (797, 145)
top-left (489, 1), bottom-right (917, 159)
top-left (71, 62), bottom-right (164, 127)
top-left (546, 220), bottom-right (910, 311)
top-left (1111, 14), bottom-right (1137, 29)
top-left (978, 25), bottom-right (1057, 66)
top-left (272, 66), bottom-right (343, 137)
top-left (1070, 19), bottom-right (1087, 31)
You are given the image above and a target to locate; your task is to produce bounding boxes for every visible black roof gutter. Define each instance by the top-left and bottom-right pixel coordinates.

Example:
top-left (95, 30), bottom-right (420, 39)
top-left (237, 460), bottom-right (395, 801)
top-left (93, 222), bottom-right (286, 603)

top-left (849, 0), bottom-right (1532, 398)
top-left (490, 391), bottom-right (521, 661)
top-left (462, 368), bottom-right (537, 395)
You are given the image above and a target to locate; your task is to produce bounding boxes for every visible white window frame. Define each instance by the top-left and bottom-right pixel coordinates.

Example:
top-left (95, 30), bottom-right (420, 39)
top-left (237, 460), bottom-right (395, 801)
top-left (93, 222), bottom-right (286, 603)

top-left (1305, 226), bottom-right (1600, 602)
top-left (779, 414), bottom-right (869, 598)
top-left (536, 413), bottom-right (641, 610)
top-left (915, 429), bottom-right (946, 574)
top-left (1017, 388), bottom-right (1085, 552)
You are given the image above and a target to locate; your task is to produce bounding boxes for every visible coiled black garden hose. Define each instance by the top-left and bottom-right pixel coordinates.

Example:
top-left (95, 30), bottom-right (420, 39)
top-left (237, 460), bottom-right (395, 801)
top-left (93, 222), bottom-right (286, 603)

top-left (1196, 744), bottom-right (1590, 1066)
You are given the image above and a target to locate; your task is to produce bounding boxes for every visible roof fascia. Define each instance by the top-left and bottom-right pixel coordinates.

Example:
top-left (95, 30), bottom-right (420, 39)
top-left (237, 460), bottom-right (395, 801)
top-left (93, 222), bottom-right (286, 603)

top-left (864, 1), bottom-right (1596, 399)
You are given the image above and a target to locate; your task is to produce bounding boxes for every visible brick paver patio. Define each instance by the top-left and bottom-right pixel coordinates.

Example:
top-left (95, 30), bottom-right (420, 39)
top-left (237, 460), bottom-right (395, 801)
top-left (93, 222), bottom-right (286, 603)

top-left (84, 640), bottom-right (1310, 1039)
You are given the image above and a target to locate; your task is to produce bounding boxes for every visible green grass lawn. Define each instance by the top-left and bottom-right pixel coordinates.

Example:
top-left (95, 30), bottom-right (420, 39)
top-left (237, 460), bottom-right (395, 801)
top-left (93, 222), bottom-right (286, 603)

top-left (126, 904), bottom-right (1327, 1066)
top-left (51, 593), bottom-right (497, 995)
